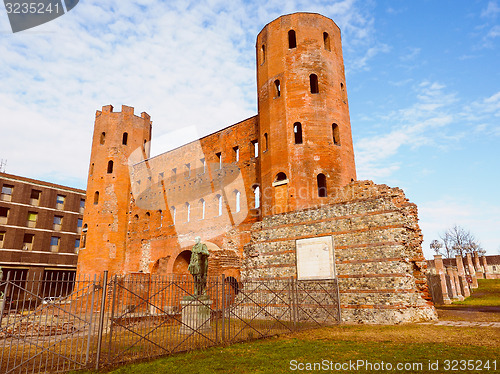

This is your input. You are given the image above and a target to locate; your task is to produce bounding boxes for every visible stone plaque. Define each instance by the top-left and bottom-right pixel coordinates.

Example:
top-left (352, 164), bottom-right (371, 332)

top-left (296, 236), bottom-right (335, 280)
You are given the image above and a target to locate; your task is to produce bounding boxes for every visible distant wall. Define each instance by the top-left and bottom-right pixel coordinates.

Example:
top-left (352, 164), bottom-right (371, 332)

top-left (242, 180), bottom-right (437, 324)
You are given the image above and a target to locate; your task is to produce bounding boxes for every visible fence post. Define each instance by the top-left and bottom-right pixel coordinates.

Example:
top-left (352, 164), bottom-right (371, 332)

top-left (95, 271), bottom-right (108, 370)
top-left (85, 274), bottom-right (97, 366)
top-left (0, 271), bottom-right (11, 325)
top-left (221, 274), bottom-right (225, 342)
top-left (289, 277), bottom-right (298, 331)
top-left (107, 274), bottom-right (118, 363)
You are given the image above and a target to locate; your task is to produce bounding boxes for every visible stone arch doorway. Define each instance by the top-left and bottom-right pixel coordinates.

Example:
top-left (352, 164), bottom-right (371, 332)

top-left (173, 250), bottom-right (191, 275)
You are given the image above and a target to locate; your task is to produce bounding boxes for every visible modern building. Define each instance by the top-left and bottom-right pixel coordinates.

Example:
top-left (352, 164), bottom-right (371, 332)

top-left (0, 172), bottom-right (85, 285)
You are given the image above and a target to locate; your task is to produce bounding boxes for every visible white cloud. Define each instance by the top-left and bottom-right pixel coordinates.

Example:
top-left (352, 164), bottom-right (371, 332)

top-left (355, 81), bottom-right (457, 180)
top-left (481, 1), bottom-right (500, 18)
top-left (0, 0), bottom-right (377, 188)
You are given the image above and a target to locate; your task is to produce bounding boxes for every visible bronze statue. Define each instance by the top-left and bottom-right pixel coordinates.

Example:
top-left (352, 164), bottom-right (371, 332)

top-left (187, 237), bottom-right (210, 297)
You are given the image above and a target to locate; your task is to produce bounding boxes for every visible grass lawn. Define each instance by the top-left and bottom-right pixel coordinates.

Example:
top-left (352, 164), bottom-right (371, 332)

top-left (75, 324), bottom-right (499, 374)
top-left (452, 279), bottom-right (500, 307)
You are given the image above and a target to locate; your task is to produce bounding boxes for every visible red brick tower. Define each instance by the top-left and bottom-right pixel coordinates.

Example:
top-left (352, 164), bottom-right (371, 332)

top-left (256, 13), bottom-right (356, 216)
top-left (77, 105), bottom-right (152, 276)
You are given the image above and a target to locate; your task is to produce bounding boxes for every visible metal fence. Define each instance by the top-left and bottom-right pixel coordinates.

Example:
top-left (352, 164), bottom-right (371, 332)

top-left (1, 271), bottom-right (340, 373)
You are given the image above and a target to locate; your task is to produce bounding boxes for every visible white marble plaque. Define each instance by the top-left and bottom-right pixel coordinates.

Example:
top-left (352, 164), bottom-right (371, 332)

top-left (296, 236), bottom-right (335, 280)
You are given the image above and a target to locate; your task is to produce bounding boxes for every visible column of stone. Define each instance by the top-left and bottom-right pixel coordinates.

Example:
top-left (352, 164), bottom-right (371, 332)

top-left (446, 266), bottom-right (459, 300)
top-left (465, 253), bottom-right (479, 288)
top-left (481, 256), bottom-right (492, 279)
top-left (455, 255), bottom-right (470, 297)
top-left (434, 255), bottom-right (451, 304)
top-left (451, 267), bottom-right (464, 301)
top-left (473, 251), bottom-right (484, 279)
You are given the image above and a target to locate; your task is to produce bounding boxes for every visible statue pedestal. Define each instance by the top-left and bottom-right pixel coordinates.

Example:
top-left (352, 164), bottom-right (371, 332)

top-left (179, 297), bottom-right (212, 334)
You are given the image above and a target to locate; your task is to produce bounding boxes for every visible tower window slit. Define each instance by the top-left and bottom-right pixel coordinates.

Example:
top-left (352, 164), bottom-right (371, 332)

top-left (288, 30), bottom-right (297, 49)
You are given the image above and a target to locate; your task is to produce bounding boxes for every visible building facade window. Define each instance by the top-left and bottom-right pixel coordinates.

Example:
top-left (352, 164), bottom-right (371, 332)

top-left (253, 186), bottom-right (260, 209)
top-left (53, 215), bottom-right (63, 231)
top-left (200, 199), bottom-right (206, 220)
top-left (122, 132), bottom-right (128, 145)
top-left (0, 231), bottom-right (5, 248)
top-left (323, 32), bottom-right (331, 51)
top-left (56, 195), bottom-right (65, 210)
top-left (233, 146), bottom-right (239, 162)
top-left (332, 123), bottom-right (341, 145)
top-left (79, 199), bottom-right (85, 213)
top-left (30, 189), bottom-right (41, 206)
top-left (251, 140), bottom-right (259, 158)
top-left (1, 185), bottom-right (13, 201)
top-left (288, 29), bottom-right (297, 48)
top-left (200, 158), bottom-right (206, 174)
top-left (23, 233), bottom-right (34, 251)
top-left (261, 44), bottom-right (266, 63)
top-left (172, 168), bottom-right (177, 183)
top-left (317, 173), bottom-right (327, 197)
top-left (107, 160), bottom-right (114, 174)
top-left (77, 218), bottom-right (83, 234)
top-left (171, 206), bottom-right (176, 225)
top-left (185, 202), bottom-right (191, 222)
top-left (216, 194), bottom-right (223, 216)
top-left (27, 212), bottom-right (38, 228)
top-left (294, 122), bottom-right (303, 144)
top-left (81, 224), bottom-right (87, 248)
top-left (234, 190), bottom-right (241, 213)
top-left (50, 236), bottom-right (60, 252)
top-left (185, 163), bottom-right (191, 179)
top-left (94, 191), bottom-right (99, 205)
top-left (264, 133), bottom-right (268, 151)
top-left (0, 207), bottom-right (9, 224)
top-left (216, 152), bottom-right (222, 169)
top-left (274, 79), bottom-right (281, 98)
top-left (75, 238), bottom-right (80, 253)
top-left (310, 74), bottom-right (319, 94)
top-left (100, 132), bottom-right (106, 145)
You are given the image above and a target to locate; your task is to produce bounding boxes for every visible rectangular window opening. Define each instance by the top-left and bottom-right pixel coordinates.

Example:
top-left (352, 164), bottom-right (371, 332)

top-left (233, 146), bottom-right (239, 162)
top-left (1, 184), bottom-right (13, 202)
top-left (31, 189), bottom-right (42, 206)
top-left (0, 207), bottom-right (9, 225)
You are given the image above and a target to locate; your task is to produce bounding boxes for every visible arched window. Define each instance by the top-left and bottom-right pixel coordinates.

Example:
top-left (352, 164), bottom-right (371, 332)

top-left (122, 132), bottom-right (128, 145)
top-left (90, 163), bottom-right (94, 176)
top-left (253, 185), bottom-right (260, 209)
top-left (340, 82), bottom-right (346, 101)
top-left (288, 30), bottom-right (296, 49)
top-left (274, 79), bottom-right (281, 98)
top-left (171, 206), bottom-right (176, 225)
top-left (332, 123), bottom-right (340, 145)
top-left (199, 199), bottom-right (205, 220)
top-left (276, 172), bottom-right (287, 182)
top-left (100, 132), bottom-right (105, 145)
top-left (82, 224), bottom-right (88, 248)
top-left (293, 122), bottom-right (303, 144)
top-left (107, 160), bottom-right (113, 174)
top-left (185, 202), bottom-right (190, 222)
top-left (216, 194), bottom-right (223, 216)
top-left (234, 190), bottom-right (241, 213)
top-left (310, 74), bottom-right (319, 94)
top-left (317, 174), bottom-right (327, 197)
top-left (264, 133), bottom-right (268, 151)
top-left (323, 32), bottom-right (331, 51)
top-left (93, 191), bottom-right (99, 205)
top-left (134, 214), bottom-right (139, 220)
top-left (261, 44), bottom-right (266, 63)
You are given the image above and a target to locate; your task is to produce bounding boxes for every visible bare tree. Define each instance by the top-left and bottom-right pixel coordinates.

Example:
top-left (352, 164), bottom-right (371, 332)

top-left (430, 239), bottom-right (443, 256)
top-left (437, 225), bottom-right (483, 258)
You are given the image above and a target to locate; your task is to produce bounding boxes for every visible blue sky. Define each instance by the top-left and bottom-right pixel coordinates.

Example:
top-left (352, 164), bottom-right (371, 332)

top-left (0, 0), bottom-right (499, 257)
